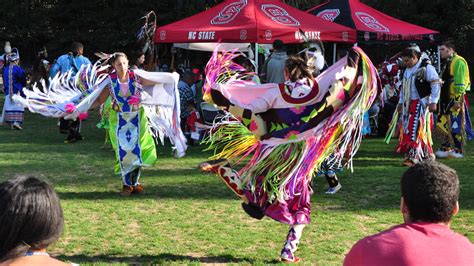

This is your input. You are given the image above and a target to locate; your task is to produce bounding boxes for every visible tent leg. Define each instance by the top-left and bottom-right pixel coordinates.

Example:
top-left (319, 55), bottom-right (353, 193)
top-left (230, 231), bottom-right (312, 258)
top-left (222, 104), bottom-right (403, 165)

top-left (437, 45), bottom-right (441, 73)
top-left (255, 43), bottom-right (259, 74)
top-left (333, 43), bottom-right (337, 64)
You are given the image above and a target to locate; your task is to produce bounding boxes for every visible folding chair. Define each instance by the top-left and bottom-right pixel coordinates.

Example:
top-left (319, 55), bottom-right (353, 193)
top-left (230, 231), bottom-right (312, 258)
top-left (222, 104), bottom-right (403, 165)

top-left (200, 102), bottom-right (224, 126)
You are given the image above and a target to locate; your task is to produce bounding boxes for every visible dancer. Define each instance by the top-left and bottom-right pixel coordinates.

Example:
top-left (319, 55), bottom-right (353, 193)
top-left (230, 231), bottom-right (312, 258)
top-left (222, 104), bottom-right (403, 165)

top-left (304, 41), bottom-right (341, 195)
top-left (1, 48), bottom-right (26, 130)
top-left (314, 154), bottom-right (342, 194)
top-left (435, 40), bottom-right (472, 158)
top-left (201, 47), bottom-right (378, 262)
top-left (15, 52), bottom-right (186, 196)
top-left (391, 46), bottom-right (440, 166)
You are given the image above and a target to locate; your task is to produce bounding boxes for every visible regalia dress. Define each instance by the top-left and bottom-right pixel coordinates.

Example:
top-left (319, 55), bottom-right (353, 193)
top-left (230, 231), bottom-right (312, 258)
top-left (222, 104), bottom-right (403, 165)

top-left (200, 47), bottom-right (378, 261)
top-left (14, 63), bottom-right (187, 187)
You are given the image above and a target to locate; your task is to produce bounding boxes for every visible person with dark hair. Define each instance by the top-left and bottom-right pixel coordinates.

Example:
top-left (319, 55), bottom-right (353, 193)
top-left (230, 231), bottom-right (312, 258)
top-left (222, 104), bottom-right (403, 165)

top-left (1, 47), bottom-right (27, 130)
top-left (435, 40), bottom-right (472, 159)
top-left (344, 161), bottom-right (474, 265)
top-left (50, 42), bottom-right (91, 77)
top-left (177, 70), bottom-right (196, 132)
top-left (30, 47), bottom-right (51, 92)
top-left (51, 42), bottom-right (92, 143)
top-left (241, 58), bottom-right (260, 84)
top-left (85, 52), bottom-right (185, 196)
top-left (395, 45), bottom-right (440, 166)
top-left (130, 51), bottom-right (145, 70)
top-left (201, 47), bottom-right (378, 262)
top-left (261, 39), bottom-right (288, 83)
top-left (16, 52), bottom-right (187, 197)
top-left (0, 175), bottom-right (70, 265)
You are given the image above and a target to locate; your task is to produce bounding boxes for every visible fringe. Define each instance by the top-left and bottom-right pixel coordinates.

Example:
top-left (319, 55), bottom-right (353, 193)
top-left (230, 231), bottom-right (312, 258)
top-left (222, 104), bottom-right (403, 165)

top-left (203, 46), bottom-right (378, 202)
top-left (13, 62), bottom-right (108, 117)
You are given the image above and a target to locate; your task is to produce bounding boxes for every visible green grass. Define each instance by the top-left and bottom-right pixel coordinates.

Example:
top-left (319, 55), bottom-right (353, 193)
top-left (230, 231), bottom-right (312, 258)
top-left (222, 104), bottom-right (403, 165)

top-left (1, 95), bottom-right (473, 265)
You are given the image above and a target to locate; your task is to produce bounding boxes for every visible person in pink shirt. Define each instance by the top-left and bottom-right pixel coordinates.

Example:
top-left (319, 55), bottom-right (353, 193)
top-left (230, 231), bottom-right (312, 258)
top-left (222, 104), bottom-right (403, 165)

top-left (344, 160), bottom-right (474, 266)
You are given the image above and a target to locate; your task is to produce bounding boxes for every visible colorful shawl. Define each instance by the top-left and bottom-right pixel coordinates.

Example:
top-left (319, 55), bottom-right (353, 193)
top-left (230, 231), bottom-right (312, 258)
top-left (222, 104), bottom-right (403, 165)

top-left (13, 63), bottom-right (186, 157)
top-left (202, 47), bottom-right (378, 202)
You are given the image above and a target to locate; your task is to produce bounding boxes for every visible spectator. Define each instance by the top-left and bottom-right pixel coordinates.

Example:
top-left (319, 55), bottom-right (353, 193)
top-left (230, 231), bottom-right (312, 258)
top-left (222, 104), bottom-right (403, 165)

top-left (0, 175), bottom-right (70, 265)
top-left (130, 51), bottom-right (145, 70)
top-left (51, 42), bottom-right (92, 143)
top-left (50, 41), bottom-right (91, 78)
top-left (344, 161), bottom-right (474, 266)
top-left (261, 39), bottom-right (288, 83)
top-left (192, 68), bottom-right (205, 110)
top-left (177, 70), bottom-right (195, 131)
top-left (160, 64), bottom-right (169, 72)
top-left (378, 56), bottom-right (402, 137)
top-left (241, 58), bottom-right (260, 84)
top-left (30, 47), bottom-right (50, 92)
top-left (435, 40), bottom-right (472, 159)
top-left (185, 101), bottom-right (204, 146)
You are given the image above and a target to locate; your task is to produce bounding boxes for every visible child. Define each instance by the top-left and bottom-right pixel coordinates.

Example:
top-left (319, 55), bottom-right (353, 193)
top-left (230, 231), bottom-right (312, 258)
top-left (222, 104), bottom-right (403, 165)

top-left (185, 102), bottom-right (203, 145)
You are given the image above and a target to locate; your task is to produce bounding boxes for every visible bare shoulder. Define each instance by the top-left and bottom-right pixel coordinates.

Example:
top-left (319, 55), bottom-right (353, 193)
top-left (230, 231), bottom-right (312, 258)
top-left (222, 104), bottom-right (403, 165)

top-left (1, 256), bottom-right (71, 266)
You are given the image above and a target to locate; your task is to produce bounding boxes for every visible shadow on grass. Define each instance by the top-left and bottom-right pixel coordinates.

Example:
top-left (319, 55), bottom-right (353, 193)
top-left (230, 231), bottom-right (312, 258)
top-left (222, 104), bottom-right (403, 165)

top-left (57, 184), bottom-right (235, 200)
top-left (57, 253), bottom-right (266, 264)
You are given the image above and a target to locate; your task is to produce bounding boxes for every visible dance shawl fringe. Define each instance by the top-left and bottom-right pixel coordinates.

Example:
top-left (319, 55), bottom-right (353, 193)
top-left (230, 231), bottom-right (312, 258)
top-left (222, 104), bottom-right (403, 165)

top-left (385, 108), bottom-right (433, 160)
top-left (202, 47), bottom-right (378, 202)
top-left (13, 63), bottom-right (108, 117)
top-left (13, 63), bottom-right (187, 157)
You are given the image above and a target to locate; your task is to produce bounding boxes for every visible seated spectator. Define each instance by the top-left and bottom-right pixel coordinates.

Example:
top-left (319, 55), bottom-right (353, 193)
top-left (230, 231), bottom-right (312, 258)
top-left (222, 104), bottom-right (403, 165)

top-left (241, 58), bottom-right (260, 84)
top-left (344, 161), bottom-right (474, 266)
top-left (177, 70), bottom-right (195, 131)
top-left (0, 175), bottom-right (71, 266)
top-left (185, 102), bottom-right (204, 146)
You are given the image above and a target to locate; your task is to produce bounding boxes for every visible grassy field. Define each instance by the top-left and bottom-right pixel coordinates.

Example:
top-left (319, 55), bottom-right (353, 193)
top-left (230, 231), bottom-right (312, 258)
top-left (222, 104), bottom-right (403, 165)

top-left (1, 96), bottom-right (473, 265)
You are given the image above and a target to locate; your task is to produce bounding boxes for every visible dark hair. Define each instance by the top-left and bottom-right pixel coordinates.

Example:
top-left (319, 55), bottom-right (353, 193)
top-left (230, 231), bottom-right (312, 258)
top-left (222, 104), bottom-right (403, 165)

top-left (401, 161), bottom-right (459, 223)
top-left (0, 175), bottom-right (64, 262)
top-left (401, 48), bottom-right (421, 59)
top-left (272, 39), bottom-right (285, 51)
top-left (71, 42), bottom-right (84, 53)
top-left (133, 51), bottom-right (145, 63)
top-left (182, 70), bottom-right (195, 81)
top-left (285, 55), bottom-right (313, 82)
top-left (441, 40), bottom-right (455, 51)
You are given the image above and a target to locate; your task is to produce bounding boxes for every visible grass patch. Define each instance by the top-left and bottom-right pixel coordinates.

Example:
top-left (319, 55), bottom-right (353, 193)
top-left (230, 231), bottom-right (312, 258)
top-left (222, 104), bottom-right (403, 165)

top-left (1, 94), bottom-right (473, 265)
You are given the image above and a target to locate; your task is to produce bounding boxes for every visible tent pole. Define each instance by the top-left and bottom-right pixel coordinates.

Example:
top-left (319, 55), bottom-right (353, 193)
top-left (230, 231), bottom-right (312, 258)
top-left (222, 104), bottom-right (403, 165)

top-left (437, 45), bottom-right (441, 73)
top-left (255, 43), bottom-right (259, 74)
top-left (333, 43), bottom-right (337, 64)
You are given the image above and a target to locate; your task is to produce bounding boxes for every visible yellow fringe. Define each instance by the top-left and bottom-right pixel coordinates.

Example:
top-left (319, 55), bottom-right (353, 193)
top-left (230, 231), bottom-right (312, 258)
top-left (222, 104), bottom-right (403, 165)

top-left (209, 134), bottom-right (258, 161)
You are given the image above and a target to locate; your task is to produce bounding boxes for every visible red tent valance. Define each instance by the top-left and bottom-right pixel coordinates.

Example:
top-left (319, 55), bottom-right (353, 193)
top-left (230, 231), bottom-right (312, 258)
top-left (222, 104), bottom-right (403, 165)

top-left (307, 0), bottom-right (439, 43)
top-left (155, 0), bottom-right (356, 44)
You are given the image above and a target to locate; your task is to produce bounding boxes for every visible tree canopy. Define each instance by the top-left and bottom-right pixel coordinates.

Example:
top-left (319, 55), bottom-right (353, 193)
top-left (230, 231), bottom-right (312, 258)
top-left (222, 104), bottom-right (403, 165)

top-left (0, 0), bottom-right (472, 67)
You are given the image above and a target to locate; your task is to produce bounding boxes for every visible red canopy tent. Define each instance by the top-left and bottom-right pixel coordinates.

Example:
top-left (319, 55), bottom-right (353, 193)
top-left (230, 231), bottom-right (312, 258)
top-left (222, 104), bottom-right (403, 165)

top-left (155, 0), bottom-right (356, 44)
top-left (307, 0), bottom-right (439, 43)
